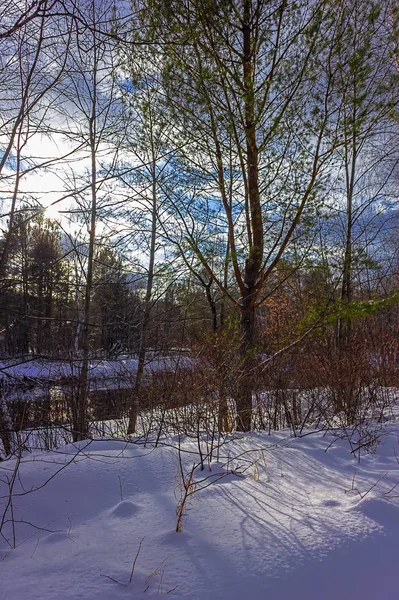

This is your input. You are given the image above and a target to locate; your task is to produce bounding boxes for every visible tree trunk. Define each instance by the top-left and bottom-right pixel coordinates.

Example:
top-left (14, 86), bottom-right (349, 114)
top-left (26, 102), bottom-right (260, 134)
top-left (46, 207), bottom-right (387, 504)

top-left (128, 155), bottom-right (157, 434)
top-left (73, 19), bottom-right (98, 441)
top-left (234, 0), bottom-right (263, 432)
top-left (0, 395), bottom-right (13, 457)
top-left (236, 284), bottom-right (256, 431)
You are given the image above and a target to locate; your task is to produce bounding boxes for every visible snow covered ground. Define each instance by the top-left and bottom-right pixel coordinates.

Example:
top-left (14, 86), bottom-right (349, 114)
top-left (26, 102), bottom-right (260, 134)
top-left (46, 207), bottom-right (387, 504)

top-left (1, 422), bottom-right (399, 599)
top-left (0, 356), bottom-right (193, 384)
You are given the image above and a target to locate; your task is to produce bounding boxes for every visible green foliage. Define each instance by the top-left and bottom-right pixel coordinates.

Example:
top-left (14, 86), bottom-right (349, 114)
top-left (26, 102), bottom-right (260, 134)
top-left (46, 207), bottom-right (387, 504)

top-left (299, 293), bottom-right (399, 334)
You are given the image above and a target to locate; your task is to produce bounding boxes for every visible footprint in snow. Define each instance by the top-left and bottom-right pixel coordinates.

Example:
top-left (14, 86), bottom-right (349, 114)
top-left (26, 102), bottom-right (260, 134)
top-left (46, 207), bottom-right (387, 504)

top-left (320, 499), bottom-right (341, 508)
top-left (110, 500), bottom-right (138, 518)
top-left (43, 532), bottom-right (74, 545)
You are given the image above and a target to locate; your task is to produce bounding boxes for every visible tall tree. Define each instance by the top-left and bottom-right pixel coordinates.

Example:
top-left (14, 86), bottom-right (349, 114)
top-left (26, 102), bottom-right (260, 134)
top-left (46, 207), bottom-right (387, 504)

top-left (331, 0), bottom-right (398, 346)
top-left (134, 0), bottom-right (341, 430)
top-left (58, 0), bottom-right (124, 440)
top-left (91, 246), bottom-right (132, 356)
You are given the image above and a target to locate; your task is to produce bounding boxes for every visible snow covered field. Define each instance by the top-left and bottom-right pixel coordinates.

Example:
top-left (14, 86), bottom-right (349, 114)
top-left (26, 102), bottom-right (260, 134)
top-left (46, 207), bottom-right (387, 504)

top-left (1, 421), bottom-right (399, 600)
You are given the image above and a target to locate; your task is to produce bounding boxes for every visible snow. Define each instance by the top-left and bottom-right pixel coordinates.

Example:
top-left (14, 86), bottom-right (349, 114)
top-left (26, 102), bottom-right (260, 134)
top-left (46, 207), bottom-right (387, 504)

top-left (1, 424), bottom-right (399, 599)
top-left (0, 356), bottom-right (193, 382)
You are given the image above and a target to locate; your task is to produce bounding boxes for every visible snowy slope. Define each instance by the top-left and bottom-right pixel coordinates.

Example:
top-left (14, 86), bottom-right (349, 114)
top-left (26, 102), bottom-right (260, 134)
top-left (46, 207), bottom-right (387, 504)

top-left (1, 427), bottom-right (399, 600)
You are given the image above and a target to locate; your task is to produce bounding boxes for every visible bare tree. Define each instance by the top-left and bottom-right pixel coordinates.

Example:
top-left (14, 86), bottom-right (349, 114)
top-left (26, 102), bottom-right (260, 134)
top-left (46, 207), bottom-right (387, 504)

top-left (56, 0), bottom-right (125, 440)
top-left (0, 1), bottom-right (72, 277)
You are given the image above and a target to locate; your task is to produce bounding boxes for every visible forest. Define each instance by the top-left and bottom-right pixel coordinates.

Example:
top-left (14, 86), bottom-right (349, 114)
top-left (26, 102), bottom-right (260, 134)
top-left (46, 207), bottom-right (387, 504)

top-left (1, 0), bottom-right (399, 451)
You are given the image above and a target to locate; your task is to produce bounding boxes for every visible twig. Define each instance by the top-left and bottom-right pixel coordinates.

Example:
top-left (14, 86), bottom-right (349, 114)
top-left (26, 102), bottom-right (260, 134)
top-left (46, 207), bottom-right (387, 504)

top-left (129, 536), bottom-right (144, 583)
top-left (118, 475), bottom-right (123, 502)
top-left (100, 574), bottom-right (126, 586)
